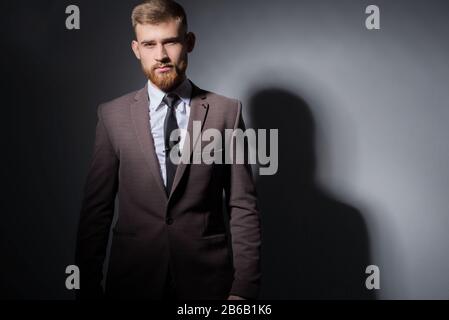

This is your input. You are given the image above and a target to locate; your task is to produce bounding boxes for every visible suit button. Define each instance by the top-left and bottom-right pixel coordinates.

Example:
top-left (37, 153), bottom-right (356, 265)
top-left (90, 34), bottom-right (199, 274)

top-left (166, 217), bottom-right (173, 225)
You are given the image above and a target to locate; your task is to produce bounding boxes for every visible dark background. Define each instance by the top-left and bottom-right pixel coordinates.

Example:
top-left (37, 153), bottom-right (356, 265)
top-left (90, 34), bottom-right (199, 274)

top-left (2, 0), bottom-right (449, 299)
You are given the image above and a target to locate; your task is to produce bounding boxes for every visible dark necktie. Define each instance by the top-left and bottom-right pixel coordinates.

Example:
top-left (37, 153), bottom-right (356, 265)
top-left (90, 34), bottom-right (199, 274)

top-left (163, 93), bottom-right (181, 195)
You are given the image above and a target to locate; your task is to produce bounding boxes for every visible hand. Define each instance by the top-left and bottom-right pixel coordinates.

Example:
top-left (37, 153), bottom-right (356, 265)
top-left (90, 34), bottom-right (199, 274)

top-left (227, 295), bottom-right (246, 300)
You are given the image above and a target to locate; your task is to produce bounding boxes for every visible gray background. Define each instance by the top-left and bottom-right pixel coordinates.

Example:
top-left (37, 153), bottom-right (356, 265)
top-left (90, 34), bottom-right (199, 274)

top-left (2, 0), bottom-right (449, 299)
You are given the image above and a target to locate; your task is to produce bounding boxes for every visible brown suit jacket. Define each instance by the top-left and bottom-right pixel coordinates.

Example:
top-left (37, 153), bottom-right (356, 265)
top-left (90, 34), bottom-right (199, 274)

top-left (75, 80), bottom-right (261, 299)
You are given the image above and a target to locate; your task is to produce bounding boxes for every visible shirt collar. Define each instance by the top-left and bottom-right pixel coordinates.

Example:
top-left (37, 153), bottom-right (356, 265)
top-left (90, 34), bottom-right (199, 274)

top-left (148, 77), bottom-right (192, 113)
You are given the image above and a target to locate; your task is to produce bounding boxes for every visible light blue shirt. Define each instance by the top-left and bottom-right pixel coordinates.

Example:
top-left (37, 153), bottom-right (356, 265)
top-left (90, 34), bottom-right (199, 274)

top-left (148, 78), bottom-right (192, 187)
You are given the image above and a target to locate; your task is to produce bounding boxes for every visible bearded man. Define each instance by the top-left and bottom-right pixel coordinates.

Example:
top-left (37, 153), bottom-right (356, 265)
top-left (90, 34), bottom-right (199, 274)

top-left (75, 0), bottom-right (261, 300)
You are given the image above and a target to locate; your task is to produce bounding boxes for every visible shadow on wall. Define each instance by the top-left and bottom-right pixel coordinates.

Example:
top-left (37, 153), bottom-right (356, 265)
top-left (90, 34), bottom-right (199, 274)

top-left (248, 88), bottom-right (376, 300)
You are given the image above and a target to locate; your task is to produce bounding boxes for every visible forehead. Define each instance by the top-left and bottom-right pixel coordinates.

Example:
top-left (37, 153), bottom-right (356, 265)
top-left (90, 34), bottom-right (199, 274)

top-left (135, 19), bottom-right (183, 41)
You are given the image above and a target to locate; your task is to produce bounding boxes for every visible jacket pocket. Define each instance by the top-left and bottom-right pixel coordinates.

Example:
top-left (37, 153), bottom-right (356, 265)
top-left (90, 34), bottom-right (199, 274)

top-left (200, 233), bottom-right (227, 243)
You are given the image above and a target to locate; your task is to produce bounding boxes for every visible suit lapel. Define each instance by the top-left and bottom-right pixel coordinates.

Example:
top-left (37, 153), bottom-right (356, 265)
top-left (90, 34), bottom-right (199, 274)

top-left (169, 81), bottom-right (209, 200)
top-left (130, 83), bottom-right (167, 198)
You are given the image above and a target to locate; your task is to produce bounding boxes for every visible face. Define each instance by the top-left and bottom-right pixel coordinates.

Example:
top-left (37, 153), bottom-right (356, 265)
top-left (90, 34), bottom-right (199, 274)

top-left (131, 19), bottom-right (195, 92)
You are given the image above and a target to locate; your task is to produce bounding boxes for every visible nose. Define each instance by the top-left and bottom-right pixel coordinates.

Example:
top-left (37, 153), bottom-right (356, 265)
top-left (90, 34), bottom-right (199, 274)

top-left (155, 44), bottom-right (169, 62)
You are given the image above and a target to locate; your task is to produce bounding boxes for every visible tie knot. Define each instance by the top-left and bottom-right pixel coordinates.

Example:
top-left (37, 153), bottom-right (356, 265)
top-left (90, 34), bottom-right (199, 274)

top-left (163, 93), bottom-right (181, 109)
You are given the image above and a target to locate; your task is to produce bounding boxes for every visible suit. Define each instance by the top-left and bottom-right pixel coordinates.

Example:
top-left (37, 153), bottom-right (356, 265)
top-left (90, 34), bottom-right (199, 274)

top-left (75, 80), bottom-right (261, 299)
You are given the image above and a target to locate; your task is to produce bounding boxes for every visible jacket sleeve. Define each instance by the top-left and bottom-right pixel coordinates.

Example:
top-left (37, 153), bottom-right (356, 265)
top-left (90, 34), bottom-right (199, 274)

top-left (75, 104), bottom-right (119, 299)
top-left (224, 100), bottom-right (262, 299)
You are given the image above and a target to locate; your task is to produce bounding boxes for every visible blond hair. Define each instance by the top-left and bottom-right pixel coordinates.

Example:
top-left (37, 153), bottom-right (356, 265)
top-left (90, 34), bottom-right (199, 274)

top-left (131, 0), bottom-right (188, 32)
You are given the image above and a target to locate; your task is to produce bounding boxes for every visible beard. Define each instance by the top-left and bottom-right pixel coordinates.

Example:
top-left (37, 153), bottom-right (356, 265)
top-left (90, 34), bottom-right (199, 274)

top-left (143, 58), bottom-right (188, 92)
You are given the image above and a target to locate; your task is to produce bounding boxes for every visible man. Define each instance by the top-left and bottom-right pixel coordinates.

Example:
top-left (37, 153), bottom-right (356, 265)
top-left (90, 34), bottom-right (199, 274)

top-left (75, 0), bottom-right (261, 300)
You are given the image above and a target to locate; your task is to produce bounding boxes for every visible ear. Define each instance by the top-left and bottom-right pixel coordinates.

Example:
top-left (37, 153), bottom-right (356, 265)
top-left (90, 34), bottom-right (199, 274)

top-left (131, 40), bottom-right (141, 60)
top-left (186, 32), bottom-right (196, 53)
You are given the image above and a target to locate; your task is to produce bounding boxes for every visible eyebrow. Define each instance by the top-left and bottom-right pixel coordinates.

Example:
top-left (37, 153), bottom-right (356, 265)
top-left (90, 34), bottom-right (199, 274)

top-left (140, 36), bottom-right (183, 45)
